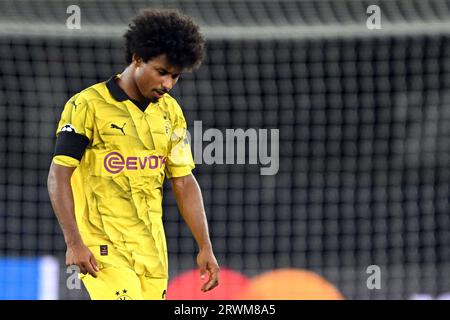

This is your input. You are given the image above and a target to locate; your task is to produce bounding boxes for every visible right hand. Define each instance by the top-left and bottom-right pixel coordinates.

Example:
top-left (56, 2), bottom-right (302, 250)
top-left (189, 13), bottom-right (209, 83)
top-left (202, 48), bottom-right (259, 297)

top-left (66, 241), bottom-right (100, 278)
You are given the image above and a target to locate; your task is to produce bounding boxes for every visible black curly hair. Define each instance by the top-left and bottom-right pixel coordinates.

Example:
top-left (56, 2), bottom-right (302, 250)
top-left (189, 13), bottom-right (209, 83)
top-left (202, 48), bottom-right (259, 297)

top-left (124, 8), bottom-right (206, 70)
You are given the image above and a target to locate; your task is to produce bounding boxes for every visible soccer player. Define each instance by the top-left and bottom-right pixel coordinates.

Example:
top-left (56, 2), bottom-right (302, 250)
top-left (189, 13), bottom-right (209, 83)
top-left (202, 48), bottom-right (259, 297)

top-left (47, 9), bottom-right (219, 300)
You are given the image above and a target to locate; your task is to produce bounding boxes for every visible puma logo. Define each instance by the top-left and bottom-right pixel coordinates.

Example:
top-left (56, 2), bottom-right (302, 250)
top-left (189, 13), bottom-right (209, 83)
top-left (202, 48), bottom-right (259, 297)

top-left (71, 100), bottom-right (80, 110)
top-left (111, 122), bottom-right (126, 135)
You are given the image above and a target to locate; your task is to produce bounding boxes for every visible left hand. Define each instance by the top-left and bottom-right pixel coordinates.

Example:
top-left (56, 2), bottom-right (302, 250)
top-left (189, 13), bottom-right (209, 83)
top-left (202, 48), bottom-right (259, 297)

top-left (197, 248), bottom-right (220, 292)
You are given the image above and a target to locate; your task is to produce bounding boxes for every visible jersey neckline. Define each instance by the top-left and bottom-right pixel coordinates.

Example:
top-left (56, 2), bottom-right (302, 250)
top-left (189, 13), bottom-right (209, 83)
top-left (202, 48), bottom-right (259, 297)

top-left (105, 75), bottom-right (151, 112)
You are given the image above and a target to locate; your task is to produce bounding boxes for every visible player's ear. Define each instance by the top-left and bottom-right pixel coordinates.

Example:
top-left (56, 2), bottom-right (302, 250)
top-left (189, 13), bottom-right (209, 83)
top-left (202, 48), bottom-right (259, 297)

top-left (132, 54), bottom-right (142, 67)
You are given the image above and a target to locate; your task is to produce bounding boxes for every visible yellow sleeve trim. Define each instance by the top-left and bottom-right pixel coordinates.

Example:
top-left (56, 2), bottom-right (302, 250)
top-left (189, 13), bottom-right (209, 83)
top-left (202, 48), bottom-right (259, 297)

top-left (166, 164), bottom-right (195, 179)
top-left (53, 155), bottom-right (80, 167)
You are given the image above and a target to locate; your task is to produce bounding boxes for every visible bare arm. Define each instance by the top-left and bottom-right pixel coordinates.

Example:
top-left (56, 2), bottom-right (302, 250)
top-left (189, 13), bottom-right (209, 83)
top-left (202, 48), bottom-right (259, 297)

top-left (171, 173), bottom-right (220, 292)
top-left (47, 161), bottom-right (98, 277)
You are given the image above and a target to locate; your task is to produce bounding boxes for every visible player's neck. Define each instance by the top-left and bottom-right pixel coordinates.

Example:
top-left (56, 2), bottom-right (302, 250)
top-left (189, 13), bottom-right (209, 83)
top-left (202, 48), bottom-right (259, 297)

top-left (116, 67), bottom-right (147, 103)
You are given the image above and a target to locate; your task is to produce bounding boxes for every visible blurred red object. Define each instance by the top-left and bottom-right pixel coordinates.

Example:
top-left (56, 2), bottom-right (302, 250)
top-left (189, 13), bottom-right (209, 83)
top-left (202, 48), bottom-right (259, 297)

top-left (167, 267), bottom-right (250, 300)
top-left (235, 268), bottom-right (344, 300)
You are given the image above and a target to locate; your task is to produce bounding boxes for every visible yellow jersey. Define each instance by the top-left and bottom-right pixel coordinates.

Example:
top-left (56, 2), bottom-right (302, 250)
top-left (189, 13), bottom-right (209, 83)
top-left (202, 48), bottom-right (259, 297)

top-left (52, 75), bottom-right (195, 278)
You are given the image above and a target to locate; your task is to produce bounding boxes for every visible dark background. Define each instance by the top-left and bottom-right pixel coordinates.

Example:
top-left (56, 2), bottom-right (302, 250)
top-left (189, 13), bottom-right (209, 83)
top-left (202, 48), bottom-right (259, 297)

top-left (0, 0), bottom-right (449, 299)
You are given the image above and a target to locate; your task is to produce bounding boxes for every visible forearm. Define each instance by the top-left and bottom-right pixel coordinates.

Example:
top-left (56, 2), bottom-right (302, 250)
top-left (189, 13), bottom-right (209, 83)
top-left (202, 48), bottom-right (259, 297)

top-left (47, 162), bottom-right (83, 246)
top-left (172, 174), bottom-right (212, 250)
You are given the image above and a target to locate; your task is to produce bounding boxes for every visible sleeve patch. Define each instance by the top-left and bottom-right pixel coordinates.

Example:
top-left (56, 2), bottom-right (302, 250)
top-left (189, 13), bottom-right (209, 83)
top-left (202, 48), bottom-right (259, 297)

top-left (60, 123), bottom-right (76, 133)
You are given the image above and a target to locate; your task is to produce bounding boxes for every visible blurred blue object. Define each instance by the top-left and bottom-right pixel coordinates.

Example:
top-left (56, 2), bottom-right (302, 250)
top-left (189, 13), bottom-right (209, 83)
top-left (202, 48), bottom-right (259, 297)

top-left (0, 256), bottom-right (59, 300)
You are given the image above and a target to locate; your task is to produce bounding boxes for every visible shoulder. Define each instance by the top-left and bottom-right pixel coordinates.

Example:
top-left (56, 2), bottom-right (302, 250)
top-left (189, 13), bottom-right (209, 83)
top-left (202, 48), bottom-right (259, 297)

top-left (160, 93), bottom-right (185, 118)
top-left (67, 81), bottom-right (109, 110)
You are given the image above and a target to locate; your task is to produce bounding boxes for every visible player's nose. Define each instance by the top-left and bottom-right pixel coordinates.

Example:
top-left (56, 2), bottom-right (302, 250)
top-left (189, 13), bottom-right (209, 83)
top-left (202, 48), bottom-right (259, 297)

top-left (161, 76), bottom-right (174, 92)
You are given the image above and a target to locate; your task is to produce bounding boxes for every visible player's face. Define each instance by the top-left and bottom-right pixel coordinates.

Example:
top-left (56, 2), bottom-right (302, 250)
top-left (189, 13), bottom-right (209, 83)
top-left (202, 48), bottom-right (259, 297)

top-left (134, 54), bottom-right (182, 102)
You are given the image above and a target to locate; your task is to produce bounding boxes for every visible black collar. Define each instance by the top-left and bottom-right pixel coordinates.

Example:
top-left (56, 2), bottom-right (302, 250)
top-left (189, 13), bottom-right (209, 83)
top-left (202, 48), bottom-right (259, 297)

top-left (105, 75), bottom-right (150, 111)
